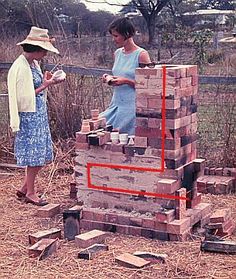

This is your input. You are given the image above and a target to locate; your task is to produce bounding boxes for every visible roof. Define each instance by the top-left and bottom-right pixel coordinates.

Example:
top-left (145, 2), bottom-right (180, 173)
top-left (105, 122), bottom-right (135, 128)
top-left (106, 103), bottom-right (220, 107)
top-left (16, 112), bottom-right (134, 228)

top-left (184, 9), bottom-right (235, 16)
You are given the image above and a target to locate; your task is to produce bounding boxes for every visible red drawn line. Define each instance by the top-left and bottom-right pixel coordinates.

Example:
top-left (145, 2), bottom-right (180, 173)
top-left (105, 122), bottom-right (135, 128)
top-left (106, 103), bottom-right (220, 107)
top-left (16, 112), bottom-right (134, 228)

top-left (161, 65), bottom-right (166, 171)
top-left (88, 183), bottom-right (189, 201)
top-left (87, 162), bottom-right (163, 173)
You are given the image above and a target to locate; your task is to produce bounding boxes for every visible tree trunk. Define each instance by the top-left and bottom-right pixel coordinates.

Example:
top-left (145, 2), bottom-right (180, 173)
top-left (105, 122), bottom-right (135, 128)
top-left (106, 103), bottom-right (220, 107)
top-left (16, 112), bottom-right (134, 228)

top-left (147, 16), bottom-right (156, 45)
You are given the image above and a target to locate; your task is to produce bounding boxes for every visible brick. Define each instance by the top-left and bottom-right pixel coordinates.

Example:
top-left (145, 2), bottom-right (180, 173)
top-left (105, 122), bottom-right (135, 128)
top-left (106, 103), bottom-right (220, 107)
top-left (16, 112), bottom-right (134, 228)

top-left (76, 131), bottom-right (90, 143)
top-left (82, 209), bottom-right (94, 220)
top-left (29, 228), bottom-right (61, 245)
top-left (210, 208), bottom-right (231, 223)
top-left (136, 96), bottom-right (148, 108)
top-left (168, 229), bottom-right (190, 241)
top-left (134, 136), bottom-right (148, 148)
top-left (105, 213), bottom-right (118, 223)
top-left (130, 217), bottom-right (142, 227)
top-left (115, 253), bottom-right (150, 268)
top-left (154, 221), bottom-right (168, 232)
top-left (175, 188), bottom-right (187, 219)
top-left (142, 218), bottom-right (155, 229)
top-left (28, 238), bottom-right (58, 260)
top-left (93, 212), bottom-right (105, 222)
top-left (136, 117), bottom-right (148, 128)
top-left (215, 168), bottom-right (223, 176)
top-left (37, 203), bottom-right (60, 218)
top-left (116, 225), bottom-right (130, 235)
top-left (155, 209), bottom-right (175, 223)
top-left (195, 203), bottom-right (212, 219)
top-left (129, 226), bottom-right (142, 236)
top-left (75, 229), bottom-right (109, 248)
top-left (167, 218), bottom-right (190, 234)
top-left (155, 179), bottom-right (180, 194)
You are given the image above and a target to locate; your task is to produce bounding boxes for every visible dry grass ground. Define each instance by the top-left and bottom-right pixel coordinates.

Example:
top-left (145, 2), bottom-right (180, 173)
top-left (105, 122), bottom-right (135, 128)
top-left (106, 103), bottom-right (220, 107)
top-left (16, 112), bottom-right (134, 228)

top-left (0, 169), bottom-right (236, 279)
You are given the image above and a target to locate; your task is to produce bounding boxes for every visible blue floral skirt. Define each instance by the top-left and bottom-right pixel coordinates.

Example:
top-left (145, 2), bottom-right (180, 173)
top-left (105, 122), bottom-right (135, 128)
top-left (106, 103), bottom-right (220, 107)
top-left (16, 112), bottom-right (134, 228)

top-left (15, 93), bottom-right (53, 166)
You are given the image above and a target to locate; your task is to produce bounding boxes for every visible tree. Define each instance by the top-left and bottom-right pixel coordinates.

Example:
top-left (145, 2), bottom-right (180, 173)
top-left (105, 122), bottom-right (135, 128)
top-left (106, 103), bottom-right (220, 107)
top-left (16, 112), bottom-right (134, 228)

top-left (128, 0), bottom-right (173, 45)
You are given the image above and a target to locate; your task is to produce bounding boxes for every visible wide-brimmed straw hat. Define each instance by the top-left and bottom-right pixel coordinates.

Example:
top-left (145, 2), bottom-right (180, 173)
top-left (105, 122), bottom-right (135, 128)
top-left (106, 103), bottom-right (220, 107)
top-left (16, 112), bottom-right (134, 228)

top-left (17, 26), bottom-right (59, 54)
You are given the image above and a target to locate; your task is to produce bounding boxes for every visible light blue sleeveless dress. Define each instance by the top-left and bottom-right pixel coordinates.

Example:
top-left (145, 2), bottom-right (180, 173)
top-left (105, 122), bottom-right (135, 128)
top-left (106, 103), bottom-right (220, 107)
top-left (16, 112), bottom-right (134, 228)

top-left (100, 47), bottom-right (144, 135)
top-left (14, 67), bottom-right (53, 166)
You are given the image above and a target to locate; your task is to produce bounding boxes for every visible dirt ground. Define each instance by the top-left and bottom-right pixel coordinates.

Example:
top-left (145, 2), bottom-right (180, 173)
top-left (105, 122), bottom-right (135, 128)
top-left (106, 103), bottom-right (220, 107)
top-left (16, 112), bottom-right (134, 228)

top-left (0, 169), bottom-right (236, 279)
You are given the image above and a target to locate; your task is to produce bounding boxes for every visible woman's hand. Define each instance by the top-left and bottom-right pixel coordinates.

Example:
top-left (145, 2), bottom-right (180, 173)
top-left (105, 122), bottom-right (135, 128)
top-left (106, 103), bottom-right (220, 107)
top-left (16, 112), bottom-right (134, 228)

top-left (43, 71), bottom-right (65, 87)
top-left (36, 71), bottom-right (65, 94)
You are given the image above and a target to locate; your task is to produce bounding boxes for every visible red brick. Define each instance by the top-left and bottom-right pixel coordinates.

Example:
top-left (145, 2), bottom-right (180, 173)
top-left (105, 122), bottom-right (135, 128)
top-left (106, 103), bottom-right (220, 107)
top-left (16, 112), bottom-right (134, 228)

top-left (155, 209), bottom-right (175, 223)
top-left (154, 221), bottom-right (168, 232)
top-left (76, 131), bottom-right (90, 143)
top-left (37, 204), bottom-right (60, 218)
top-left (175, 188), bottom-right (187, 219)
top-left (210, 208), bottom-right (231, 223)
top-left (29, 228), bottom-right (61, 245)
top-left (116, 225), bottom-right (130, 235)
top-left (129, 226), bottom-right (142, 236)
top-left (28, 238), bottom-right (58, 259)
top-left (115, 253), bottom-right (150, 268)
top-left (75, 229), bottom-right (109, 248)
top-left (155, 179), bottom-right (180, 194)
top-left (130, 217), bottom-right (142, 227)
top-left (169, 229), bottom-right (190, 241)
top-left (136, 96), bottom-right (148, 108)
top-left (167, 218), bottom-right (190, 234)
top-left (105, 213), bottom-right (118, 223)
top-left (93, 212), bottom-right (105, 222)
top-left (117, 214), bottom-right (130, 225)
top-left (134, 136), bottom-right (148, 148)
top-left (142, 218), bottom-right (155, 229)
top-left (82, 210), bottom-right (94, 220)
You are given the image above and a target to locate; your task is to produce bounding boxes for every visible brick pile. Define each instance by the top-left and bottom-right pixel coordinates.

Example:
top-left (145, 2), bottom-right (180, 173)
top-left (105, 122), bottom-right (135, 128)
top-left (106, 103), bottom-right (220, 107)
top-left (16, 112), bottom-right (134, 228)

top-left (197, 167), bottom-right (236, 194)
top-left (75, 65), bottom-right (213, 241)
top-left (206, 208), bottom-right (235, 238)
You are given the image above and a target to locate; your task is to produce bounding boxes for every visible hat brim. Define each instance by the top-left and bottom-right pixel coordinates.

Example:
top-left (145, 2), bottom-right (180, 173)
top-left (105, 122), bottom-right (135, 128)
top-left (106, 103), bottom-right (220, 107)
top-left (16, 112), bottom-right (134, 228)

top-left (17, 39), bottom-right (59, 54)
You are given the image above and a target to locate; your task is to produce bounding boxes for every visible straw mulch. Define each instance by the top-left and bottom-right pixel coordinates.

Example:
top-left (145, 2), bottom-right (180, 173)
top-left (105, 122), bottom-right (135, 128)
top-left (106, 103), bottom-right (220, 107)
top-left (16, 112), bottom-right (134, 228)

top-left (0, 169), bottom-right (236, 279)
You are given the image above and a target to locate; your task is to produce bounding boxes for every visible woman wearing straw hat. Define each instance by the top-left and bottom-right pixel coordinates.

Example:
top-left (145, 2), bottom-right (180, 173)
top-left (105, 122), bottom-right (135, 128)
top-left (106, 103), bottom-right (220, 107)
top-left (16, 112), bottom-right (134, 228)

top-left (8, 26), bottom-right (64, 206)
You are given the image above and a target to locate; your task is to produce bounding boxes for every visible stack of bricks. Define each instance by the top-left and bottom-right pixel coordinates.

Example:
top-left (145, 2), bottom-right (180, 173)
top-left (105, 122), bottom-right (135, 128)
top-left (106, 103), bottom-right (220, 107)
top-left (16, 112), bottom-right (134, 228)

top-left (135, 64), bottom-right (198, 169)
top-left (75, 65), bottom-right (213, 241)
top-left (206, 208), bottom-right (235, 237)
top-left (75, 109), bottom-right (111, 151)
top-left (197, 167), bottom-right (236, 194)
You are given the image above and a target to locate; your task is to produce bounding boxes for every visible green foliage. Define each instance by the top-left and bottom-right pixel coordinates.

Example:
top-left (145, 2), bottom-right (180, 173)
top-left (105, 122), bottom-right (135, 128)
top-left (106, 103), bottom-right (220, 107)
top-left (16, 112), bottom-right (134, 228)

top-left (191, 29), bottom-right (213, 71)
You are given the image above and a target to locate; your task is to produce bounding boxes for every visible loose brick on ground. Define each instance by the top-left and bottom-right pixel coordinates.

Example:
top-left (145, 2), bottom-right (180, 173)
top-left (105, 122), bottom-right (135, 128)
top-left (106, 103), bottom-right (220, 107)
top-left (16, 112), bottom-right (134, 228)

top-left (115, 252), bottom-right (150, 268)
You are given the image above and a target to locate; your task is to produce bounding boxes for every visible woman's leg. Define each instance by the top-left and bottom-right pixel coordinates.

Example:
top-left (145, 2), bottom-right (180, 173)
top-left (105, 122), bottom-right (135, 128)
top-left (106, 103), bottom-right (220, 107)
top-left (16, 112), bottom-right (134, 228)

top-left (25, 166), bottom-right (42, 202)
top-left (18, 168), bottom-right (28, 194)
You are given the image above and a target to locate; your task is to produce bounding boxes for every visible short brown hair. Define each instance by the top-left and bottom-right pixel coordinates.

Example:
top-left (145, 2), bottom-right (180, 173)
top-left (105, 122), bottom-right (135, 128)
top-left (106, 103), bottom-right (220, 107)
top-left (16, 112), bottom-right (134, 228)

top-left (108, 17), bottom-right (135, 39)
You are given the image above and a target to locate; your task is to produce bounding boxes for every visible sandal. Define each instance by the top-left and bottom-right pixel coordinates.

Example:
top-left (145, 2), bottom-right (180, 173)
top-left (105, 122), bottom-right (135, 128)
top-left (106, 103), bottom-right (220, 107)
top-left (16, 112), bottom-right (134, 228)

top-left (16, 190), bottom-right (26, 199)
top-left (25, 197), bottom-right (48, 206)
top-left (16, 190), bottom-right (43, 199)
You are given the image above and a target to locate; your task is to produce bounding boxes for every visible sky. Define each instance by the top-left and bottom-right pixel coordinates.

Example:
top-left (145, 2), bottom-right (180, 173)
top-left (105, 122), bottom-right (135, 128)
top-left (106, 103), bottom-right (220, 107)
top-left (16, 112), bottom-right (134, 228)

top-left (81, 0), bottom-right (130, 14)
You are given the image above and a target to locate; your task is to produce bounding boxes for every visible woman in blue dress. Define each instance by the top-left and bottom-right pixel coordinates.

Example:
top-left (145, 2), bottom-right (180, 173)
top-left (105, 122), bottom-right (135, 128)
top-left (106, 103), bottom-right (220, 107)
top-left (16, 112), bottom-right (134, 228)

top-left (100, 17), bottom-right (151, 135)
top-left (8, 27), bottom-right (64, 206)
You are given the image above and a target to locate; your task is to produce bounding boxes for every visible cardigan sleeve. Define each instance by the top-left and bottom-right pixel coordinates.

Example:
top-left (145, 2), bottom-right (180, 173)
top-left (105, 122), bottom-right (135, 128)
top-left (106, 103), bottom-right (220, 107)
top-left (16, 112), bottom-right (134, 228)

top-left (7, 65), bottom-right (20, 132)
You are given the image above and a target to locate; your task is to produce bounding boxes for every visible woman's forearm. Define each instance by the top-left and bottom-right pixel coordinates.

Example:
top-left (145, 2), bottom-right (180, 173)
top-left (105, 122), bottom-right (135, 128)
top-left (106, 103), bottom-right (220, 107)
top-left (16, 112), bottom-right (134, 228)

top-left (35, 84), bottom-right (47, 94)
top-left (124, 78), bottom-right (135, 88)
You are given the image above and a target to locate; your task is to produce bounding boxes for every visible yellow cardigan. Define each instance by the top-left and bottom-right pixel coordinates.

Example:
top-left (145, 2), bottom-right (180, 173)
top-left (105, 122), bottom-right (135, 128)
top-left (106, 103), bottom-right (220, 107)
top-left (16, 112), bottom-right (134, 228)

top-left (7, 54), bottom-right (40, 132)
